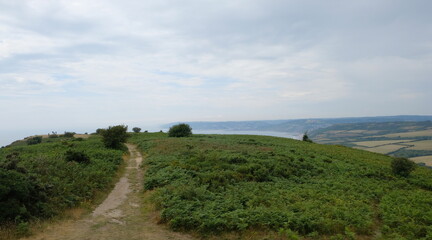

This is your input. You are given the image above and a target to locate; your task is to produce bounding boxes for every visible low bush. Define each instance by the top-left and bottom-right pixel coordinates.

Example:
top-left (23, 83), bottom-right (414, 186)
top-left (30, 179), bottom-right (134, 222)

top-left (62, 132), bottom-right (75, 138)
top-left (26, 136), bottom-right (42, 145)
top-left (99, 125), bottom-right (129, 149)
top-left (168, 124), bottom-right (192, 137)
top-left (391, 157), bottom-right (416, 177)
top-left (65, 150), bottom-right (90, 164)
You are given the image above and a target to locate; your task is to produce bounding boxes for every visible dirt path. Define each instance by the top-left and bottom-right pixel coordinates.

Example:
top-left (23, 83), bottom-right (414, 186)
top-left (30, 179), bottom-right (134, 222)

top-left (23, 144), bottom-right (195, 240)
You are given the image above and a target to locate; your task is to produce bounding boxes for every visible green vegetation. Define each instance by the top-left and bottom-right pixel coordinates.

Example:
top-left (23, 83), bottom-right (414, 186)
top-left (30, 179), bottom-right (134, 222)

top-left (62, 132), bottom-right (76, 138)
top-left (99, 125), bottom-right (129, 149)
top-left (0, 135), bottom-right (123, 228)
top-left (130, 133), bottom-right (432, 239)
top-left (132, 127), bottom-right (141, 133)
top-left (302, 132), bottom-right (313, 143)
top-left (26, 136), bottom-right (42, 145)
top-left (168, 123), bottom-right (192, 137)
top-left (391, 157), bottom-right (416, 177)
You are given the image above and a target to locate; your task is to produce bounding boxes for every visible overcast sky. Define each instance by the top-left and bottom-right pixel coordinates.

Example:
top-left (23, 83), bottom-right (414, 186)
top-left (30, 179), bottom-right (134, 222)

top-left (1, 0), bottom-right (431, 144)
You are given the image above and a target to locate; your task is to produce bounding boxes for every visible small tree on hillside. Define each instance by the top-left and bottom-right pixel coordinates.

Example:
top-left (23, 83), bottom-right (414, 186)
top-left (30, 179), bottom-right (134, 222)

top-left (132, 127), bottom-right (141, 133)
top-left (168, 123), bottom-right (192, 137)
top-left (302, 132), bottom-right (313, 143)
top-left (391, 157), bottom-right (416, 177)
top-left (99, 125), bottom-right (129, 149)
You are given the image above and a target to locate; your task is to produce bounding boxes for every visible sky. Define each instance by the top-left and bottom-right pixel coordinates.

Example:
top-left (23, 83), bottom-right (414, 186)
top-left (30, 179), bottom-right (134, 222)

top-left (1, 0), bottom-right (431, 145)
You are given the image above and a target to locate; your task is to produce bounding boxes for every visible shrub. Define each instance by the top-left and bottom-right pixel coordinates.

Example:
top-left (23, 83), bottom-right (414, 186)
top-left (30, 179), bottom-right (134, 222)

top-left (99, 125), bottom-right (129, 149)
top-left (132, 127), bottom-right (141, 133)
top-left (95, 128), bottom-right (104, 134)
top-left (168, 123), bottom-right (192, 137)
top-left (26, 136), bottom-right (42, 145)
top-left (65, 150), bottom-right (90, 164)
top-left (302, 132), bottom-right (313, 143)
top-left (48, 131), bottom-right (58, 138)
top-left (391, 157), bottom-right (416, 177)
top-left (62, 132), bottom-right (75, 138)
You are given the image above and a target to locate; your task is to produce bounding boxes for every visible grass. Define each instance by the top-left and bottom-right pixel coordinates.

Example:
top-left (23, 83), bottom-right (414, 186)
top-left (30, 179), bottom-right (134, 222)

top-left (130, 132), bottom-right (432, 239)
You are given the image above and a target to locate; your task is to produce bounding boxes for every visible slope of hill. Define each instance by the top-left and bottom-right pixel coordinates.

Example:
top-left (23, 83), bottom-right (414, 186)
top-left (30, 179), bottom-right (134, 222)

top-left (130, 132), bottom-right (432, 239)
top-left (0, 135), bottom-right (123, 238)
top-left (309, 121), bottom-right (432, 165)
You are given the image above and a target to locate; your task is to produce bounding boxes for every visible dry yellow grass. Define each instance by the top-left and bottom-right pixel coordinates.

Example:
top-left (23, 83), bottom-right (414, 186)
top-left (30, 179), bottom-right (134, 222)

top-left (407, 140), bottom-right (432, 150)
top-left (378, 129), bottom-right (432, 138)
top-left (410, 155), bottom-right (432, 166)
top-left (367, 144), bottom-right (406, 154)
top-left (354, 140), bottom-right (413, 148)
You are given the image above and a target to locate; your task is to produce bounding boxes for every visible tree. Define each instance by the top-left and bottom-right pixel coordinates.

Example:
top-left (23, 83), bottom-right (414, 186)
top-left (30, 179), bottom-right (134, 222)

top-left (132, 127), bottom-right (141, 133)
top-left (168, 123), bottom-right (192, 137)
top-left (302, 132), bottom-right (313, 143)
top-left (391, 157), bottom-right (416, 177)
top-left (99, 125), bottom-right (129, 149)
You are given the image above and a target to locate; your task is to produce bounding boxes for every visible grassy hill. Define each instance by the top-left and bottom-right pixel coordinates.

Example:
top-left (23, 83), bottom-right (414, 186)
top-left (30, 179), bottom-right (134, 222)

top-left (0, 134), bottom-right (123, 238)
top-left (130, 133), bottom-right (432, 240)
top-left (309, 121), bottom-right (432, 166)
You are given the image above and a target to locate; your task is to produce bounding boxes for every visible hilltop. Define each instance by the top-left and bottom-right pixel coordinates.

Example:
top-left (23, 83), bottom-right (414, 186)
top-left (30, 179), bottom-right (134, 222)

top-left (1, 131), bottom-right (432, 239)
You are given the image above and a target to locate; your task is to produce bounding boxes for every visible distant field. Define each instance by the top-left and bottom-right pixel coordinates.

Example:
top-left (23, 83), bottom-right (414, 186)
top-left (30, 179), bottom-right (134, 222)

top-left (378, 129), bottom-right (432, 138)
top-left (410, 155), bottom-right (432, 166)
top-left (310, 121), bottom-right (432, 159)
top-left (407, 140), bottom-right (432, 150)
top-left (367, 144), bottom-right (407, 154)
top-left (354, 140), bottom-right (414, 148)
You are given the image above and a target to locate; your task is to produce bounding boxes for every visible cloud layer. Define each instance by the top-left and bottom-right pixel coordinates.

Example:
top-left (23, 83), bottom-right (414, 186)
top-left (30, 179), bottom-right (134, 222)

top-left (1, 0), bottom-right (431, 137)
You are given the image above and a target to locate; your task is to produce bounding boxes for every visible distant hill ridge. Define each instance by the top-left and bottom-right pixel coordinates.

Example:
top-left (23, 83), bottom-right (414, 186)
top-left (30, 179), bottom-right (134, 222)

top-left (164, 115), bottom-right (432, 133)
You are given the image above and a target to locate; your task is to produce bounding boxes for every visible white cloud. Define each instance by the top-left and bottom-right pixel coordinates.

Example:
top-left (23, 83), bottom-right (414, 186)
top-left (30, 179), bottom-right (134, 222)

top-left (0, 0), bottom-right (431, 141)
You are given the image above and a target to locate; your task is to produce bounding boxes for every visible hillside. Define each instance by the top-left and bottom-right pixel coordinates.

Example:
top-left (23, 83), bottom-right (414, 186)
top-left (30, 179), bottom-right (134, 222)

top-left (309, 121), bottom-right (432, 165)
top-left (0, 134), bottom-right (124, 239)
top-left (130, 132), bottom-right (432, 239)
top-left (2, 131), bottom-right (432, 239)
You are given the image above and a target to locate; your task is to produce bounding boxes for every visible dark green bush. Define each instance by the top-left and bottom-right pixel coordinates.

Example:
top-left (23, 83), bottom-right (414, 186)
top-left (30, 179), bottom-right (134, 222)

top-left (62, 132), bottom-right (75, 138)
top-left (0, 168), bottom-right (36, 222)
top-left (99, 125), bottom-right (129, 149)
top-left (391, 157), bottom-right (416, 177)
top-left (302, 132), bottom-right (313, 143)
top-left (26, 136), bottom-right (42, 145)
top-left (168, 123), bottom-right (192, 137)
top-left (65, 150), bottom-right (90, 164)
top-left (132, 127), bottom-right (141, 133)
